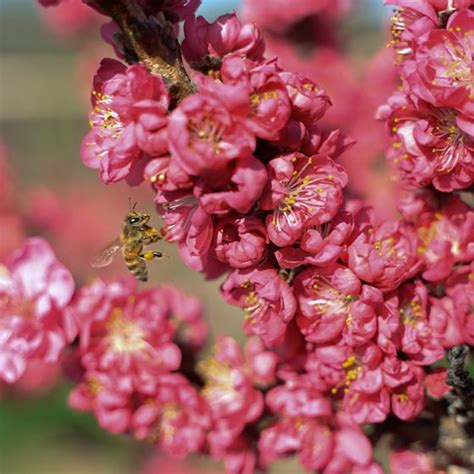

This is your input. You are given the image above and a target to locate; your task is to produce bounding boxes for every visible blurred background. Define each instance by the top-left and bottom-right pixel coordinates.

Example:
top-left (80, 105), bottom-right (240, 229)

top-left (0, 1), bottom-right (391, 472)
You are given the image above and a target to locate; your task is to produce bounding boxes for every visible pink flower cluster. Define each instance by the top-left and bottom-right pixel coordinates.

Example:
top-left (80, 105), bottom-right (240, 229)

top-left (0, 238), bottom-right (76, 384)
top-left (68, 278), bottom-right (209, 454)
top-left (379, 3), bottom-right (474, 191)
top-left (32, 0), bottom-right (473, 472)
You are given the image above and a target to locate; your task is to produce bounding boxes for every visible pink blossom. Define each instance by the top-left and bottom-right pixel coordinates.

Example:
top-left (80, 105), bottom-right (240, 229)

top-left (4, 359), bottom-right (60, 396)
top-left (259, 418), bottom-right (334, 471)
top-left (381, 356), bottom-right (414, 389)
top-left (390, 365), bottom-right (425, 420)
top-left (132, 373), bottom-right (209, 457)
top-left (157, 191), bottom-right (214, 272)
top-left (279, 72), bottom-right (331, 123)
top-left (133, 100), bottom-right (169, 157)
top-left (397, 188), bottom-right (439, 222)
top-left (337, 345), bottom-right (390, 424)
top-left (306, 342), bottom-right (390, 423)
top-left (272, 118), bottom-right (307, 152)
top-left (376, 294), bottom-right (401, 356)
top-left (402, 10), bottom-right (474, 117)
top-left (416, 197), bottom-right (474, 281)
top-left (233, 60), bottom-right (291, 141)
top-left (145, 155), bottom-right (193, 191)
top-left (429, 266), bottom-right (473, 347)
top-left (396, 281), bottom-right (444, 365)
top-left (0, 238), bottom-right (75, 384)
top-left (261, 153), bottom-right (347, 246)
top-left (209, 57), bottom-right (292, 141)
top-left (259, 375), bottom-right (333, 470)
top-left (260, 376), bottom-right (379, 473)
top-left (443, 263), bottom-right (474, 346)
top-left (424, 368), bottom-right (451, 400)
top-left (429, 296), bottom-right (465, 347)
top-left (214, 437), bottom-right (256, 474)
top-left (69, 370), bottom-right (135, 434)
top-left (70, 279), bottom-right (181, 394)
top-left (275, 210), bottom-right (353, 269)
top-left (161, 285), bottom-right (207, 350)
top-left (221, 265), bottom-right (296, 344)
top-left (390, 450), bottom-right (435, 474)
top-left (167, 92), bottom-right (255, 176)
top-left (266, 375), bottom-right (332, 419)
top-left (197, 337), bottom-right (264, 452)
top-left (429, 0), bottom-right (474, 8)
top-left (347, 218), bottom-right (421, 292)
top-left (182, 13), bottom-right (265, 67)
top-left (213, 216), bottom-right (267, 269)
top-left (81, 60), bottom-right (169, 184)
top-left (293, 265), bottom-right (381, 346)
top-left (324, 427), bottom-right (378, 474)
top-left (302, 125), bottom-right (355, 159)
top-left (381, 91), bottom-right (474, 191)
top-left (243, 337), bottom-right (278, 387)
top-left (194, 156), bottom-right (267, 215)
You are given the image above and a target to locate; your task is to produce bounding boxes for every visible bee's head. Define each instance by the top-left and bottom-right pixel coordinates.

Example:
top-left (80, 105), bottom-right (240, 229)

top-left (126, 210), bottom-right (149, 227)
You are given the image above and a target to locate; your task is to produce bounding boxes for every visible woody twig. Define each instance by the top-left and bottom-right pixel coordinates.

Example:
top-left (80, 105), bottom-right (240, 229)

top-left (93, 0), bottom-right (194, 105)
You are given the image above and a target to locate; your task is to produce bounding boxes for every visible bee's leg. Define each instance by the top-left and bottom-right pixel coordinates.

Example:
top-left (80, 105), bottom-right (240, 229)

top-left (141, 250), bottom-right (163, 261)
top-left (142, 226), bottom-right (163, 245)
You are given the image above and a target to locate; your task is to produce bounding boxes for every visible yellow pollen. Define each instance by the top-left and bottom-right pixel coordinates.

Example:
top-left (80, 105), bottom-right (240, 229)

top-left (106, 308), bottom-right (147, 353)
top-left (398, 393), bottom-right (409, 403)
top-left (342, 356), bottom-right (357, 369)
top-left (86, 377), bottom-right (102, 396)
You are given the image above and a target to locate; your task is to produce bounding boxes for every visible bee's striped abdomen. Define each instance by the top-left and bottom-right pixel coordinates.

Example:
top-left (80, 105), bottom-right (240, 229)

top-left (124, 248), bottom-right (148, 282)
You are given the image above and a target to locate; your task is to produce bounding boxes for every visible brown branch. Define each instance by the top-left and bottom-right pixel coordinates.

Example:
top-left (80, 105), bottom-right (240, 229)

top-left (446, 345), bottom-right (474, 425)
top-left (94, 0), bottom-right (194, 105)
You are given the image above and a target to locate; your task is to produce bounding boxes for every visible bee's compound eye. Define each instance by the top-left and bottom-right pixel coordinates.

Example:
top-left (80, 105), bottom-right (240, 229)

top-left (129, 217), bottom-right (139, 224)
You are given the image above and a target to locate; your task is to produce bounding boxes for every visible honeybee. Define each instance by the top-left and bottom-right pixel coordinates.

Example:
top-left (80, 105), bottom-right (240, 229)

top-left (91, 205), bottom-right (163, 282)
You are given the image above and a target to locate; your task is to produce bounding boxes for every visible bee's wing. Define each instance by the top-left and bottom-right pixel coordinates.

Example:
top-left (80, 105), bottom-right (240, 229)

top-left (90, 238), bottom-right (123, 268)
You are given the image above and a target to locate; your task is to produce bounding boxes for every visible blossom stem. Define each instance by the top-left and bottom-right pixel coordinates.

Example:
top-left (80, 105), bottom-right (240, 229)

top-left (446, 345), bottom-right (474, 426)
top-left (93, 0), bottom-right (194, 105)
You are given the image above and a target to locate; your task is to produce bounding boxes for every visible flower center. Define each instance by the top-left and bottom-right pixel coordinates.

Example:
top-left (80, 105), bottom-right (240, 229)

top-left (373, 235), bottom-right (407, 261)
top-left (331, 355), bottom-right (362, 395)
top-left (431, 108), bottom-right (468, 172)
top-left (159, 403), bottom-right (180, 440)
top-left (189, 116), bottom-right (224, 153)
top-left (436, 30), bottom-right (473, 90)
top-left (310, 273), bottom-right (354, 318)
top-left (90, 91), bottom-right (124, 140)
top-left (400, 299), bottom-right (423, 327)
top-left (250, 91), bottom-right (278, 110)
top-left (388, 9), bottom-right (416, 60)
top-left (198, 356), bottom-right (239, 405)
top-left (272, 155), bottom-right (332, 230)
top-left (0, 293), bottom-right (35, 320)
top-left (106, 308), bottom-right (146, 354)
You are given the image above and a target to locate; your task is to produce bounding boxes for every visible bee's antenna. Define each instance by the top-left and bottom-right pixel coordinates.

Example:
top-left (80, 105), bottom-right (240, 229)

top-left (128, 197), bottom-right (132, 211)
top-left (133, 201), bottom-right (137, 211)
